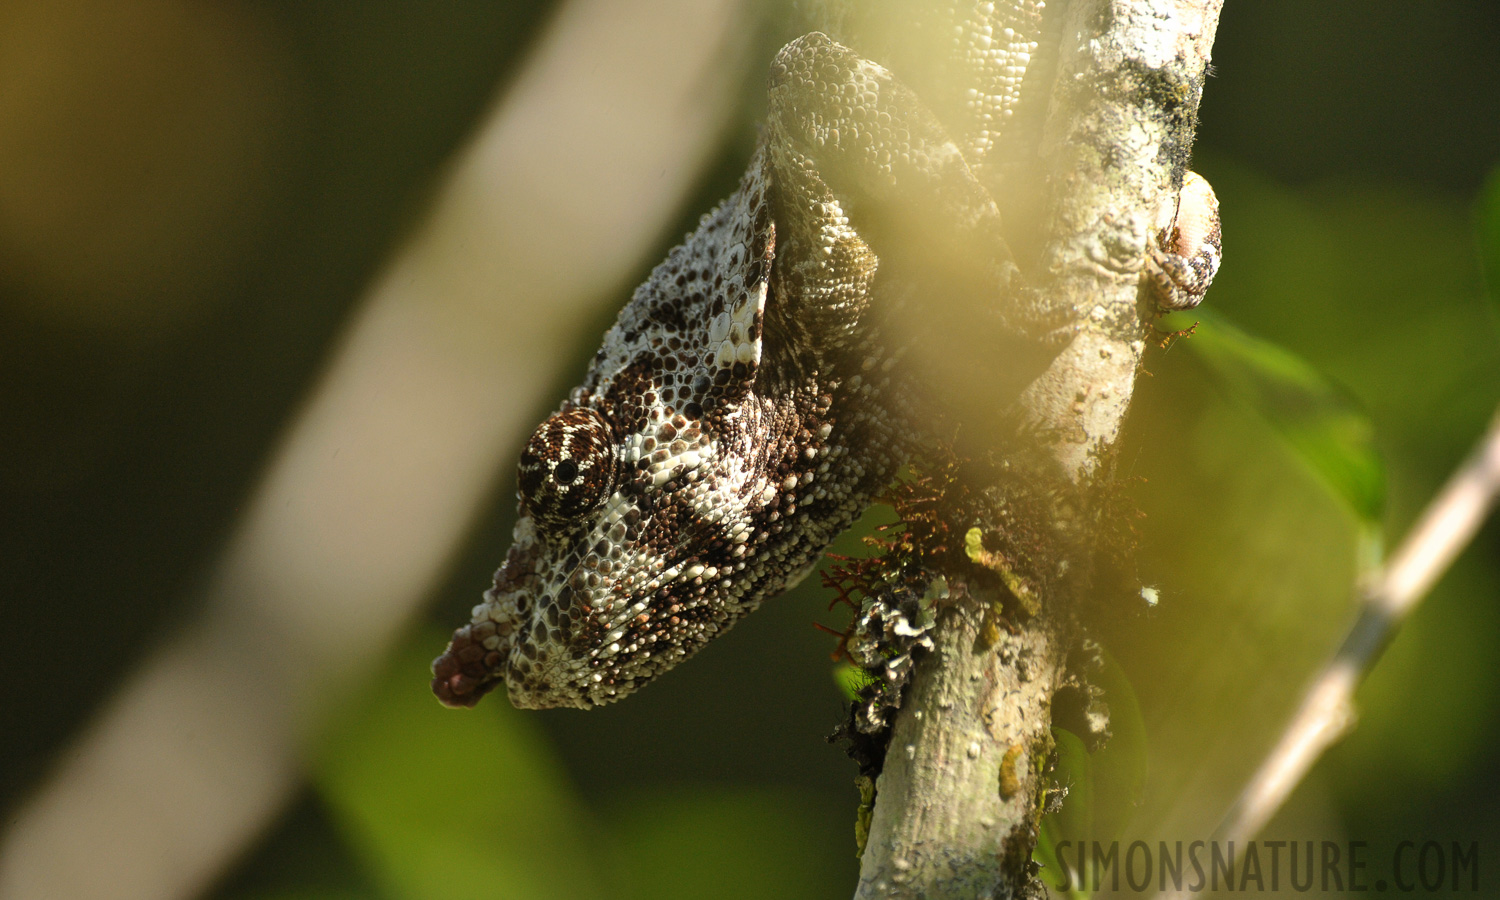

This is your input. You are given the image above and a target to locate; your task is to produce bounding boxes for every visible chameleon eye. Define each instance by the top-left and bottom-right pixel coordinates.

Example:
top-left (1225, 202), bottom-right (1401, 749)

top-left (518, 408), bottom-right (615, 526)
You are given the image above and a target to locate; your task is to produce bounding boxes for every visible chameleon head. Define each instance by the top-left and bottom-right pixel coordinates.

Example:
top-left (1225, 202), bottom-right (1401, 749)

top-left (432, 391), bottom-right (776, 709)
top-left (430, 114), bottom-right (843, 711)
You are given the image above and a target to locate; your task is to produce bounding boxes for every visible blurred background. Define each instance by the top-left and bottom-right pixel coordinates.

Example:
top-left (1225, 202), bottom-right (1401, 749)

top-left (1, 1), bottom-right (1498, 898)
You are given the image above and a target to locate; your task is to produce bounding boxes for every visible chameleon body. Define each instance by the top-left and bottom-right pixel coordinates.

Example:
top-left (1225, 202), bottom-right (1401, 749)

top-left (432, 31), bottom-right (1219, 710)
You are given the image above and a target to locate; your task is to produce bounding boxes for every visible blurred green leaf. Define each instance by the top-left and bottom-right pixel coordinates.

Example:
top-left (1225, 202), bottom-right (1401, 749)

top-left (1035, 728), bottom-right (1094, 896)
top-left (606, 788), bottom-right (844, 900)
top-left (1088, 649), bottom-right (1148, 845)
top-left (1050, 728), bottom-right (1096, 843)
top-left (1477, 165), bottom-right (1500, 313)
top-left (234, 891), bottom-right (370, 900)
top-left (1035, 656), bottom-right (1148, 896)
top-left (312, 631), bottom-right (605, 900)
top-left (1033, 815), bottom-right (1069, 895)
top-left (1163, 307), bottom-right (1385, 522)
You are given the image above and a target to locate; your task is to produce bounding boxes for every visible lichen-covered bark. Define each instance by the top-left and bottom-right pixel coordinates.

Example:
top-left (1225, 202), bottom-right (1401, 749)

top-left (1025, 0), bottom-right (1223, 480)
top-left (854, 599), bottom-right (1068, 899)
top-left (848, 2), bottom-right (1223, 898)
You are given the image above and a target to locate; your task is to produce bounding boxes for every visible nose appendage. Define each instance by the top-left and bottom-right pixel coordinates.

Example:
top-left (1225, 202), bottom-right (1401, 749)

top-left (430, 620), bottom-right (510, 708)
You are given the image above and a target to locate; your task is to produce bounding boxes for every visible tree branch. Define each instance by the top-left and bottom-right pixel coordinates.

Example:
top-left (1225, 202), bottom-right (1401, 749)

top-left (846, 2), bottom-right (1223, 897)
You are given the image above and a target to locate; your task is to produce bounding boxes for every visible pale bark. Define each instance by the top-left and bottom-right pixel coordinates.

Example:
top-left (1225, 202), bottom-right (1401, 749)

top-left (850, 2), bottom-right (1224, 897)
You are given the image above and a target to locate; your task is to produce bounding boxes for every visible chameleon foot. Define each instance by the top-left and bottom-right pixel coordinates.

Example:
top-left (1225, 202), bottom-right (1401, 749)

top-left (1145, 170), bottom-right (1221, 311)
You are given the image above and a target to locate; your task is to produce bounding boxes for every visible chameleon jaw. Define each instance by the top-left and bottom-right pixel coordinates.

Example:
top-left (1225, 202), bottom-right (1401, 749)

top-left (431, 515), bottom-right (548, 709)
top-left (431, 503), bottom-right (712, 711)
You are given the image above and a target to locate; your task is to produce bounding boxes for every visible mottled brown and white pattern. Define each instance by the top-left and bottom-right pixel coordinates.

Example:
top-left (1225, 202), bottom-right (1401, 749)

top-left (1146, 170), bottom-right (1222, 311)
top-left (432, 31), bottom-right (1220, 710)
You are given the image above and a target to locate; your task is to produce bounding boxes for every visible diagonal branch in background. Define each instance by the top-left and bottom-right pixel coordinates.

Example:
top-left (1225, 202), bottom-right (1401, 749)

top-left (838, 1), bottom-right (1225, 897)
top-left (1155, 405), bottom-right (1500, 899)
top-left (0, 2), bottom-right (754, 898)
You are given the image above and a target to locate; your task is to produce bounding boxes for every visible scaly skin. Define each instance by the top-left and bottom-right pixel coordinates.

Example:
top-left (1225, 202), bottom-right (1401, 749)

top-left (432, 30), bottom-right (1220, 710)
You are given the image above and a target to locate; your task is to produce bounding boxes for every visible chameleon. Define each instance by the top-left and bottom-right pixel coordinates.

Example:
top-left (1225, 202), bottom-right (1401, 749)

top-left (432, 28), bottom-right (1220, 711)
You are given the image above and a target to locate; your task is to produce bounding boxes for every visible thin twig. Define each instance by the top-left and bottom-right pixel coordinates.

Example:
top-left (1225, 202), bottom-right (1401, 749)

top-left (1157, 404), bottom-right (1500, 898)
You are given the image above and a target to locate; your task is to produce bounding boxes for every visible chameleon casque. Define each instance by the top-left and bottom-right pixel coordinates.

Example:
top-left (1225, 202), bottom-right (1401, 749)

top-left (432, 28), bottom-right (1219, 711)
